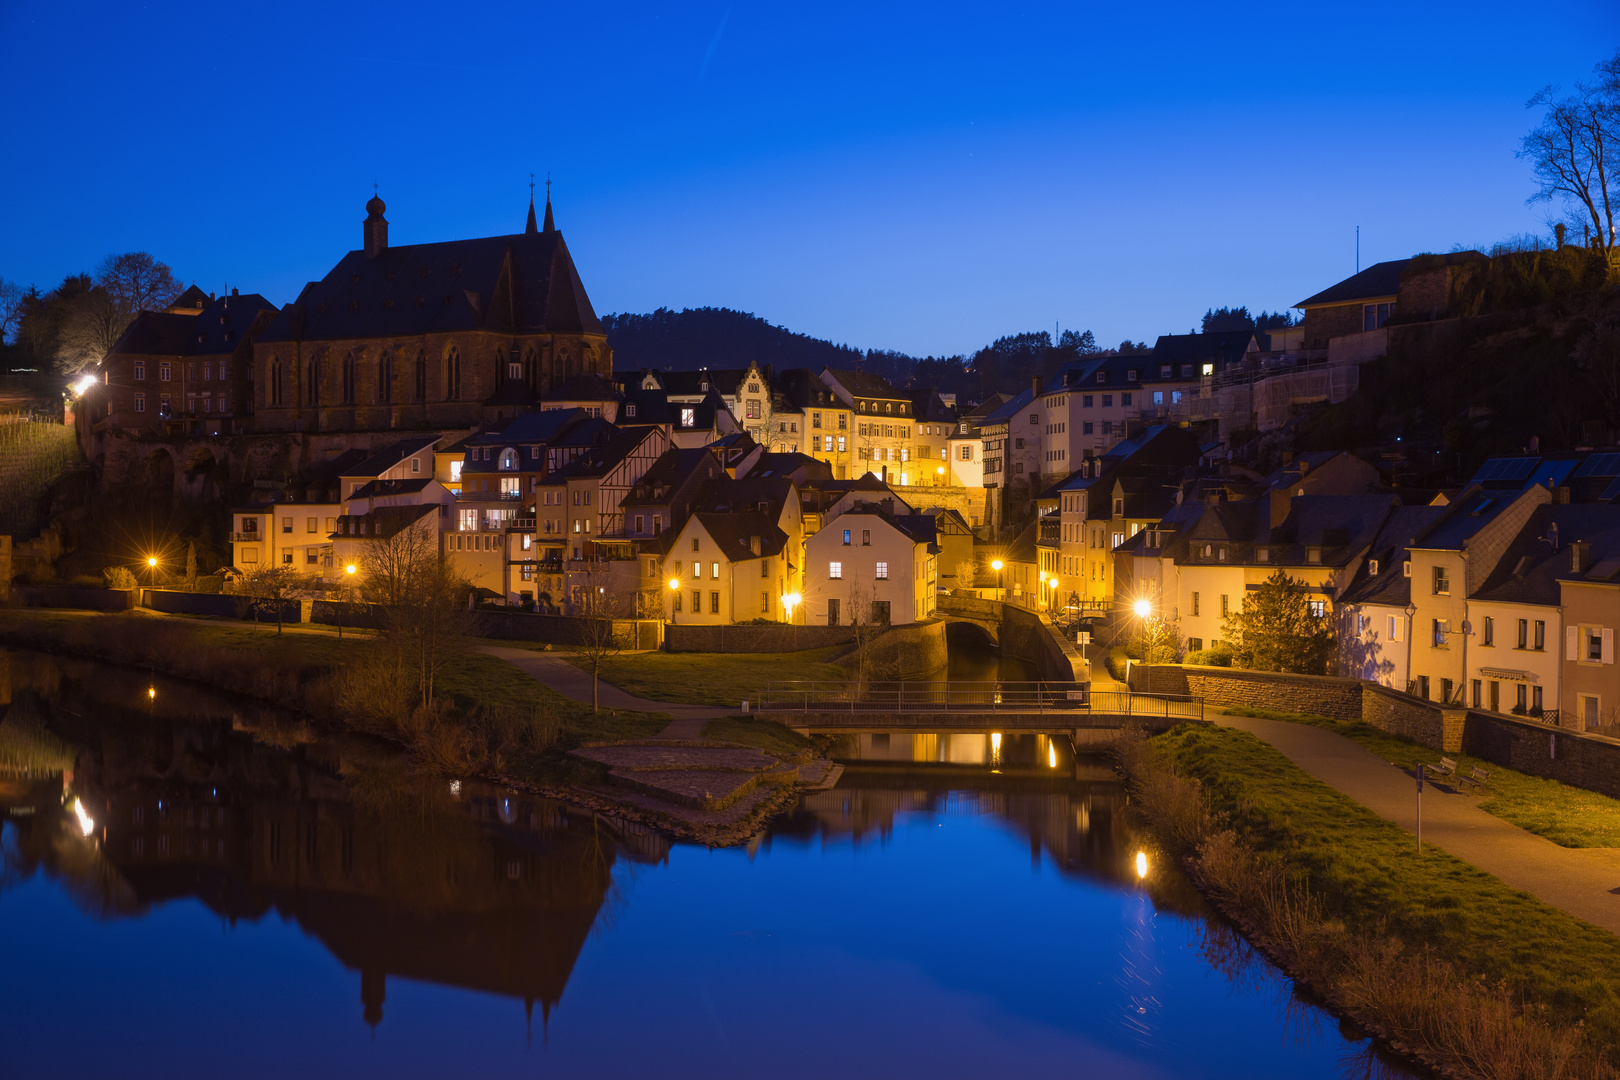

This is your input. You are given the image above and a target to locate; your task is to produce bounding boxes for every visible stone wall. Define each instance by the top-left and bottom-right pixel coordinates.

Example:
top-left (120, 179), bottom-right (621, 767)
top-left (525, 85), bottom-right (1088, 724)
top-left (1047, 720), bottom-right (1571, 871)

top-left (834, 620), bottom-right (948, 680)
top-left (141, 588), bottom-right (301, 624)
top-left (472, 609), bottom-right (655, 650)
top-left (1463, 713), bottom-right (1620, 800)
top-left (1363, 684), bottom-right (1448, 747)
top-left (666, 623), bottom-right (856, 653)
top-left (999, 604), bottom-right (1082, 682)
top-left (11, 585), bottom-right (136, 612)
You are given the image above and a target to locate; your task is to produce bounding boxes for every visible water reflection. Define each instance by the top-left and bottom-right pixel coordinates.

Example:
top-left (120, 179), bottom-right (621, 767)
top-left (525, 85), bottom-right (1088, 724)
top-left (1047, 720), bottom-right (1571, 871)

top-left (0, 649), bottom-right (667, 1028)
top-left (0, 648), bottom-right (1423, 1079)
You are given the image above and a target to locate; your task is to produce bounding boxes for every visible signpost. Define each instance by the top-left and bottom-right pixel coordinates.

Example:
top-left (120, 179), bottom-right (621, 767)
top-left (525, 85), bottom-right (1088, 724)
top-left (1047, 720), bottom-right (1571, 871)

top-left (1416, 763), bottom-right (1424, 854)
top-left (1076, 630), bottom-right (1090, 666)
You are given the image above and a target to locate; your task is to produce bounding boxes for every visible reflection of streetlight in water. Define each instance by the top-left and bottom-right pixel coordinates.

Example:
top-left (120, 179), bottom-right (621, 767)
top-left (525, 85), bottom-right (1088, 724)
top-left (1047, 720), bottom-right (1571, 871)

top-left (989, 731), bottom-right (1001, 770)
top-left (1117, 854), bottom-right (1162, 1043)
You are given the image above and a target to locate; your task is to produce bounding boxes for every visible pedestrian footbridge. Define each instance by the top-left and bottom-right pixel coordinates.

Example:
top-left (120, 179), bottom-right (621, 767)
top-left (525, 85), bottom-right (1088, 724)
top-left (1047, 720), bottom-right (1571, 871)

top-left (758, 681), bottom-right (1205, 742)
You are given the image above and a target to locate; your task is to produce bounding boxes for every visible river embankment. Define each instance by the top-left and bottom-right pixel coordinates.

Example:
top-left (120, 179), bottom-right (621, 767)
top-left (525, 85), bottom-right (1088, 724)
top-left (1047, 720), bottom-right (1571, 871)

top-left (1113, 722), bottom-right (1620, 1080)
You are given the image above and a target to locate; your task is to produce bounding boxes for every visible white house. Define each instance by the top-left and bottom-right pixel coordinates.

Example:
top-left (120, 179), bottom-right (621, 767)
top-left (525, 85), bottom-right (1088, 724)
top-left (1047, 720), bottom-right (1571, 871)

top-left (803, 506), bottom-right (937, 626)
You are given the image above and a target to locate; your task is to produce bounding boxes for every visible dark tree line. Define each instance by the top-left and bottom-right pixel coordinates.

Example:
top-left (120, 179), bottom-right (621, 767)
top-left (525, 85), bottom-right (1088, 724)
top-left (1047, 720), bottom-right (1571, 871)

top-left (1, 253), bottom-right (183, 376)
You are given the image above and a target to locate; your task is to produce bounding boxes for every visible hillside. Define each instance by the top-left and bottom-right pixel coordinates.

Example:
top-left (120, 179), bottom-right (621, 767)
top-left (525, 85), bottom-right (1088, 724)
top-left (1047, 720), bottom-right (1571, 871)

top-left (601, 307), bottom-right (868, 374)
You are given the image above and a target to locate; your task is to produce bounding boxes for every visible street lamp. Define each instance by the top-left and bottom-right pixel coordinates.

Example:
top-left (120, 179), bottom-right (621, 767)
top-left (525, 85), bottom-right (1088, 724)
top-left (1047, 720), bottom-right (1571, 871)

top-left (1134, 597), bottom-right (1155, 688)
top-left (667, 577), bottom-right (682, 625)
top-left (145, 556), bottom-right (159, 590)
top-left (781, 591), bottom-right (800, 624)
top-left (1404, 600), bottom-right (1418, 696)
top-left (991, 559), bottom-right (1004, 602)
top-left (338, 563), bottom-right (357, 642)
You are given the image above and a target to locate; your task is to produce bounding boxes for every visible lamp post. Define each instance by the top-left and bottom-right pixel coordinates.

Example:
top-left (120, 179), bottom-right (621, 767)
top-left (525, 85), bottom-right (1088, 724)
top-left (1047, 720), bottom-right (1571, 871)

top-left (1404, 600), bottom-right (1417, 696)
top-left (782, 592), bottom-right (800, 625)
top-left (338, 563), bottom-right (357, 642)
top-left (991, 559), bottom-right (1004, 602)
top-left (667, 577), bottom-right (682, 625)
top-left (1134, 597), bottom-right (1154, 689)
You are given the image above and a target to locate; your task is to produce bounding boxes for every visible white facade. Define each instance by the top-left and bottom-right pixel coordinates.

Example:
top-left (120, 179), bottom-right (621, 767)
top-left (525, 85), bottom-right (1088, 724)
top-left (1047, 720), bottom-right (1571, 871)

top-left (803, 511), bottom-right (936, 626)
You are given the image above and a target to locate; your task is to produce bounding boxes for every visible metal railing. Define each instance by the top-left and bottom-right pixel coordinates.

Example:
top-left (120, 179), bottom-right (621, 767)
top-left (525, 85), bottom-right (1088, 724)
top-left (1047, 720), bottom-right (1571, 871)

top-left (757, 681), bottom-right (1203, 719)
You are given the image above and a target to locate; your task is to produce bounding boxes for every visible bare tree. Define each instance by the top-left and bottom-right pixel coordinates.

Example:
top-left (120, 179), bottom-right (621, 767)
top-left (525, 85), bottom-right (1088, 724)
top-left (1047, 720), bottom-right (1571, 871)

top-left (571, 559), bottom-right (628, 713)
top-left (391, 551), bottom-right (475, 710)
top-left (358, 516), bottom-right (438, 608)
top-left (237, 565), bottom-right (306, 635)
top-left (1520, 50), bottom-right (1620, 256)
top-left (95, 253), bottom-right (181, 317)
top-left (0, 278), bottom-right (24, 345)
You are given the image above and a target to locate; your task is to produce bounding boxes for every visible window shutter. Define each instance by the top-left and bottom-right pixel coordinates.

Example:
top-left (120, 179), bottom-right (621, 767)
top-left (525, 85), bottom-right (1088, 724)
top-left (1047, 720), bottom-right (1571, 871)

top-left (1569, 626), bottom-right (1581, 661)
top-left (1604, 628), bottom-right (1615, 665)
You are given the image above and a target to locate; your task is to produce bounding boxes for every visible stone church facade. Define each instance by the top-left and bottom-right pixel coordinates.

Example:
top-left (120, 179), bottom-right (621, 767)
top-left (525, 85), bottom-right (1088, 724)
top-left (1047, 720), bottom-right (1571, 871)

top-left (251, 192), bottom-right (611, 434)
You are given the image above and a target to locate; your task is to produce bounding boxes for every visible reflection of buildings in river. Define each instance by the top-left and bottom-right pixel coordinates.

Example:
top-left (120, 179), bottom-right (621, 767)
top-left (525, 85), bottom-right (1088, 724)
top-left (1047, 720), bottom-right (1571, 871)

top-left (0, 650), bottom-right (670, 1028)
top-left (779, 734), bottom-right (1137, 888)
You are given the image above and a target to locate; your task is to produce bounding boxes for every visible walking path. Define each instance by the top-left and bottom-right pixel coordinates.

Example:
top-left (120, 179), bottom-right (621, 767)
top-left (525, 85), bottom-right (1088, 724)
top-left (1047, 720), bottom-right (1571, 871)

top-left (1219, 712), bottom-right (1620, 935)
top-left (478, 646), bottom-right (732, 739)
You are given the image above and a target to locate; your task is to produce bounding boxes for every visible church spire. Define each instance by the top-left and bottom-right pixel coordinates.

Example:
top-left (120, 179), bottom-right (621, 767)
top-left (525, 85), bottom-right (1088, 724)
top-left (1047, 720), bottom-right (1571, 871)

top-left (542, 172), bottom-right (555, 234)
top-left (525, 174), bottom-right (538, 235)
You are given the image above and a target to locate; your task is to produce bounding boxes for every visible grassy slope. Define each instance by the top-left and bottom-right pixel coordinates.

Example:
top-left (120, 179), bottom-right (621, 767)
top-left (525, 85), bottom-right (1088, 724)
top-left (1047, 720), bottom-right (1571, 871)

top-left (0, 609), bottom-right (667, 745)
top-left (568, 647), bottom-right (850, 707)
top-left (701, 716), bottom-right (815, 757)
top-left (1222, 705), bottom-right (1620, 848)
top-left (1154, 723), bottom-right (1620, 1035)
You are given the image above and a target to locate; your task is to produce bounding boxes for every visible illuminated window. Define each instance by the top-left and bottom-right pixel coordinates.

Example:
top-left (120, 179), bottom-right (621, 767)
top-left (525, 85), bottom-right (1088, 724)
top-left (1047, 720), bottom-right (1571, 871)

top-left (829, 561), bottom-right (842, 579)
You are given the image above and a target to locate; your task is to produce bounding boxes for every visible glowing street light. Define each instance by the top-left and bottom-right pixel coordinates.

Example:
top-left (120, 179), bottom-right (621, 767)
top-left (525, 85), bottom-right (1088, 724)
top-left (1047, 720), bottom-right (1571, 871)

top-left (71, 374), bottom-right (97, 397)
top-left (667, 577), bottom-right (682, 626)
top-left (346, 563), bottom-right (357, 576)
top-left (990, 559), bottom-right (1004, 602)
top-left (72, 797), bottom-right (95, 837)
top-left (1133, 598), bottom-right (1152, 618)
top-left (781, 591), bottom-right (801, 624)
top-left (1135, 851), bottom-right (1149, 879)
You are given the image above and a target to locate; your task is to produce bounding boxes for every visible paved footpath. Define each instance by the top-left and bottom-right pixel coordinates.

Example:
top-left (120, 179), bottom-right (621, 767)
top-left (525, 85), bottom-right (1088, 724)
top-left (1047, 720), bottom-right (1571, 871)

top-left (1220, 713), bottom-right (1620, 935)
top-left (478, 646), bottom-right (733, 739)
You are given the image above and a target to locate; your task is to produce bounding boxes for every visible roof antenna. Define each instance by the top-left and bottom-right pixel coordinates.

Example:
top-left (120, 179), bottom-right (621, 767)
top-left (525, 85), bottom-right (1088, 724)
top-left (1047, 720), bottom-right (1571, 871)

top-left (1356, 225), bottom-right (1360, 273)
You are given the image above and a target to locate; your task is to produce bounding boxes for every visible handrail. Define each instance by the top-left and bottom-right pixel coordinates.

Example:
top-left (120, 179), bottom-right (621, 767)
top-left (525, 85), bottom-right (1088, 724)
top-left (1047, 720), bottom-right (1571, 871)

top-left (755, 680), bottom-right (1203, 719)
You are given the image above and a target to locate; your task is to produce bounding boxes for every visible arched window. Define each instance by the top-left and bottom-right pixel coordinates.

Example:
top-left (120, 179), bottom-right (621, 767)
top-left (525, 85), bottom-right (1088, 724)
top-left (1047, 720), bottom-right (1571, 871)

top-left (414, 350), bottom-right (426, 402)
top-left (560, 348), bottom-right (573, 382)
top-left (305, 353), bottom-right (321, 406)
top-left (498, 448), bottom-right (519, 470)
top-left (523, 347), bottom-right (538, 390)
top-left (269, 357), bottom-right (282, 406)
top-left (445, 346), bottom-right (461, 400)
top-left (341, 352), bottom-right (356, 404)
top-left (377, 352), bottom-right (392, 404)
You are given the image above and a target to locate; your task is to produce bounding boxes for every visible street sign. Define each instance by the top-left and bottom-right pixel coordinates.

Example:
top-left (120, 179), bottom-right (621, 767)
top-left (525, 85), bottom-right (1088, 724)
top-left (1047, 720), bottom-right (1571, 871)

top-left (1076, 631), bottom-right (1091, 645)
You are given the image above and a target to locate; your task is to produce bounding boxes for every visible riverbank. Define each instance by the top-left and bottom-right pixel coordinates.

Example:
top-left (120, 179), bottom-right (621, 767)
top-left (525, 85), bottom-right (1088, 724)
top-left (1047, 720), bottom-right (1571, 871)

top-left (0, 608), bottom-right (829, 846)
top-left (1116, 722), bottom-right (1620, 1079)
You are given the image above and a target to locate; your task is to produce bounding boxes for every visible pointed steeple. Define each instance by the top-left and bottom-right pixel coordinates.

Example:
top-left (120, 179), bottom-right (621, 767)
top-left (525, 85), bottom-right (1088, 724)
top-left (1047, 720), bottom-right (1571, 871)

top-left (525, 174), bottom-right (538, 234)
top-left (542, 172), bottom-right (555, 233)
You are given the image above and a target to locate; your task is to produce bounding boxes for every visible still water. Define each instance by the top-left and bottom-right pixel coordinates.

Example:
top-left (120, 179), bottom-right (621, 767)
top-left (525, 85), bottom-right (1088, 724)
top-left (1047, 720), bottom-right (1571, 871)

top-left (0, 649), bottom-right (1420, 1079)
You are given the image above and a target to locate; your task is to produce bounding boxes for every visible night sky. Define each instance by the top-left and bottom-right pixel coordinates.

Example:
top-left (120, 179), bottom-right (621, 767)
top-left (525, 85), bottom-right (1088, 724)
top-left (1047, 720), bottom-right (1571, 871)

top-left (3, 0), bottom-right (1618, 355)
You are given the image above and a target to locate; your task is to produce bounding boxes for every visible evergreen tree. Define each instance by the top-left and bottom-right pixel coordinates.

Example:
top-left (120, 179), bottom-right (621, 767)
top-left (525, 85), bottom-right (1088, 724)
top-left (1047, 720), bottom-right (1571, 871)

top-left (1220, 569), bottom-right (1335, 674)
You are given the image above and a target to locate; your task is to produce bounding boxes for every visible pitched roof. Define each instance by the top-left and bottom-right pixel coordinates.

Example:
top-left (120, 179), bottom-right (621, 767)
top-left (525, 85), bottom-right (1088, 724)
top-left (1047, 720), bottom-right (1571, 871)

top-left (746, 452), bottom-right (832, 481)
top-left (549, 372), bottom-right (624, 402)
top-left (344, 436), bottom-right (441, 479)
top-left (1148, 332), bottom-right (1257, 364)
top-left (258, 223), bottom-right (601, 343)
top-left (776, 368), bottom-right (846, 410)
top-left (346, 477), bottom-right (436, 500)
top-left (1295, 252), bottom-right (1486, 309)
top-left (653, 369), bottom-right (746, 398)
top-left (471, 408), bottom-right (587, 447)
top-left (333, 502), bottom-right (439, 539)
top-left (823, 367), bottom-right (907, 402)
top-left (1339, 504), bottom-right (1447, 607)
top-left (689, 511), bottom-right (787, 562)
top-left (1475, 505), bottom-right (1620, 604)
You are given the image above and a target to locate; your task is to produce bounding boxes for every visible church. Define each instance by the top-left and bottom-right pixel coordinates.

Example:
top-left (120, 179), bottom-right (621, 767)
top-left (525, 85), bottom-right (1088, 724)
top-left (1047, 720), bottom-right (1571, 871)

top-left (251, 190), bottom-right (611, 433)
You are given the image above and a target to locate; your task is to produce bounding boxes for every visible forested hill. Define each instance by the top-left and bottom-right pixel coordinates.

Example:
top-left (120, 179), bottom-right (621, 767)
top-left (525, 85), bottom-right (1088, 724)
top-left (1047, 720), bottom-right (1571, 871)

top-left (601, 307), bottom-right (867, 373)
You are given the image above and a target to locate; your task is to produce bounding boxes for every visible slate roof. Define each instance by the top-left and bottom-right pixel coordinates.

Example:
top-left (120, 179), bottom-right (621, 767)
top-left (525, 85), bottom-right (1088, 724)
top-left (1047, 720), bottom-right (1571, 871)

top-left (746, 452), bottom-right (832, 481)
top-left (622, 448), bottom-right (722, 509)
top-left (471, 408), bottom-right (587, 448)
top-left (258, 219), bottom-right (601, 343)
top-left (654, 369), bottom-right (746, 398)
top-left (345, 436), bottom-right (441, 479)
top-left (1337, 504), bottom-right (1445, 608)
top-left (823, 367), bottom-right (908, 402)
top-left (1475, 505), bottom-right (1620, 604)
top-left (1411, 488), bottom-right (1526, 550)
top-left (776, 368), bottom-right (846, 410)
top-left (549, 372), bottom-right (624, 402)
top-left (1149, 332), bottom-right (1258, 365)
top-left (981, 388), bottom-right (1035, 426)
top-left (699, 475), bottom-right (795, 518)
top-left (170, 284), bottom-right (211, 311)
top-left (107, 311), bottom-right (197, 356)
top-left (1294, 252), bottom-right (1485, 308)
top-left (346, 477), bottom-right (435, 501)
top-left (333, 502), bottom-right (440, 540)
top-left (690, 511), bottom-right (787, 561)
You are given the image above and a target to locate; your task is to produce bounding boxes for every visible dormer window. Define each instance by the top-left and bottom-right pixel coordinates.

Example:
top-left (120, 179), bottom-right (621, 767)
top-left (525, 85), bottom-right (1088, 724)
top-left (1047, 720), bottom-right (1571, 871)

top-left (625, 403), bottom-right (637, 418)
top-left (1256, 546), bottom-right (1270, 563)
top-left (1096, 372), bottom-right (1106, 384)
top-left (1369, 559), bottom-right (1379, 576)
top-left (411, 457), bottom-right (420, 474)
top-left (1307, 546), bottom-right (1322, 564)
top-left (499, 448), bottom-right (519, 471)
top-left (1127, 369), bottom-right (1138, 382)
top-left (680, 407), bottom-right (696, 427)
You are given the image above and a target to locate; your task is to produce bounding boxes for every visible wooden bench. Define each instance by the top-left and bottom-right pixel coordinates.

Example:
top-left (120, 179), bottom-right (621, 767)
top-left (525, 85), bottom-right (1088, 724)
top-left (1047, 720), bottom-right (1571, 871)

top-left (1458, 766), bottom-right (1492, 793)
top-left (1429, 757), bottom-right (1459, 781)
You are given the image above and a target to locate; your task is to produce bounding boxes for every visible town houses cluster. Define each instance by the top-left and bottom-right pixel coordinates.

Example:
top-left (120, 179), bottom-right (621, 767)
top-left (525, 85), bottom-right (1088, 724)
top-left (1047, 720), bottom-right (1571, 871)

top-left (77, 194), bottom-right (1620, 730)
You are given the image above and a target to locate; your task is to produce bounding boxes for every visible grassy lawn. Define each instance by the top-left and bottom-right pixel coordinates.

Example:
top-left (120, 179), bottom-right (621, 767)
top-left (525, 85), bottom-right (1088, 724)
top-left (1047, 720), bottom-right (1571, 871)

top-left (567, 647), bottom-right (849, 707)
top-left (0, 608), bottom-right (666, 746)
top-left (1152, 723), bottom-right (1620, 1039)
top-left (701, 716), bottom-right (815, 757)
top-left (1221, 704), bottom-right (1620, 848)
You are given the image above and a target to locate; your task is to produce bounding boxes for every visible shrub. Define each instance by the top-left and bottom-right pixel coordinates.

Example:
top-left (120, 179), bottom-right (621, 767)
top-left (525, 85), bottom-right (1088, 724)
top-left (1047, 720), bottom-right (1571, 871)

top-left (1185, 643), bottom-right (1234, 667)
top-left (103, 567), bottom-right (137, 590)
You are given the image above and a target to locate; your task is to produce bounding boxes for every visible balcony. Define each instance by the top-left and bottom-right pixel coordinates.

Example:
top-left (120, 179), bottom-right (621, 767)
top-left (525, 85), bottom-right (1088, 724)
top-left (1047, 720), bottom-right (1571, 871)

top-left (512, 518), bottom-right (536, 531)
top-left (455, 489), bottom-right (523, 501)
top-left (1037, 518), bottom-right (1061, 546)
top-left (230, 532), bottom-right (261, 543)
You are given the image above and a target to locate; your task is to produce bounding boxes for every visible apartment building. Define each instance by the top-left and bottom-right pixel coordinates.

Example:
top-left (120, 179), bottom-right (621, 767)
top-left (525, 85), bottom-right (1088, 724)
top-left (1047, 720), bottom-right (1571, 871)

top-left (803, 506), bottom-right (938, 626)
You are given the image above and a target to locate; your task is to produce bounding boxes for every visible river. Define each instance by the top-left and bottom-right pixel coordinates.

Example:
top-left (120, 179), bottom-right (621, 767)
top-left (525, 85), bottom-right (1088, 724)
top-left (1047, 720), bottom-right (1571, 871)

top-left (0, 649), bottom-right (1420, 1079)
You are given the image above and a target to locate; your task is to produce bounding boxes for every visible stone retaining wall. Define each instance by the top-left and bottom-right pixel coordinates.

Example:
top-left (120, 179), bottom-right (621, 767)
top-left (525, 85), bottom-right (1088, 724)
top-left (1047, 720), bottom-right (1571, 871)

top-left (665, 623), bottom-right (856, 653)
top-left (1463, 713), bottom-right (1620, 800)
top-left (10, 585), bottom-right (136, 612)
top-left (1133, 664), bottom-right (1363, 721)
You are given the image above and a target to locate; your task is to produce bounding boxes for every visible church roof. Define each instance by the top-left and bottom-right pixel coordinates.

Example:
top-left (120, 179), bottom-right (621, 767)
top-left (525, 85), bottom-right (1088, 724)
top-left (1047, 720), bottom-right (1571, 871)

top-left (259, 214), bottom-right (602, 344)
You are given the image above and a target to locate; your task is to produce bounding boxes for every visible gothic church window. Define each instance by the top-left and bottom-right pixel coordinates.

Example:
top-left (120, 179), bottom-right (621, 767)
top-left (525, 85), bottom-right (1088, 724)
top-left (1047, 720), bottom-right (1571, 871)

top-left (445, 346), bottom-right (462, 401)
top-left (269, 357), bottom-right (282, 406)
top-left (342, 352), bottom-right (356, 404)
top-left (378, 352), bottom-right (392, 404)
top-left (414, 350), bottom-right (426, 402)
top-left (306, 354), bottom-right (321, 406)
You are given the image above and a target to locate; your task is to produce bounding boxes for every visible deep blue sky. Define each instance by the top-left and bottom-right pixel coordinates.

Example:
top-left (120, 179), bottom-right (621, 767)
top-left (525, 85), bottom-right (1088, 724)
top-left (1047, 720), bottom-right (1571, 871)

top-left (3, 1), bottom-right (1617, 356)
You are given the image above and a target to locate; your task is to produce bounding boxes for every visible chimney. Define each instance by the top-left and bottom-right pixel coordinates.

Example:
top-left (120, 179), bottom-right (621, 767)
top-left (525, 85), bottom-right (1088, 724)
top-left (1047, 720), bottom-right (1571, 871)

top-left (749, 535), bottom-right (761, 556)
top-left (1572, 540), bottom-right (1591, 574)
top-left (1530, 435), bottom-right (1540, 453)
top-left (1032, 375), bottom-right (1040, 400)
top-left (1554, 485), bottom-right (1572, 505)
